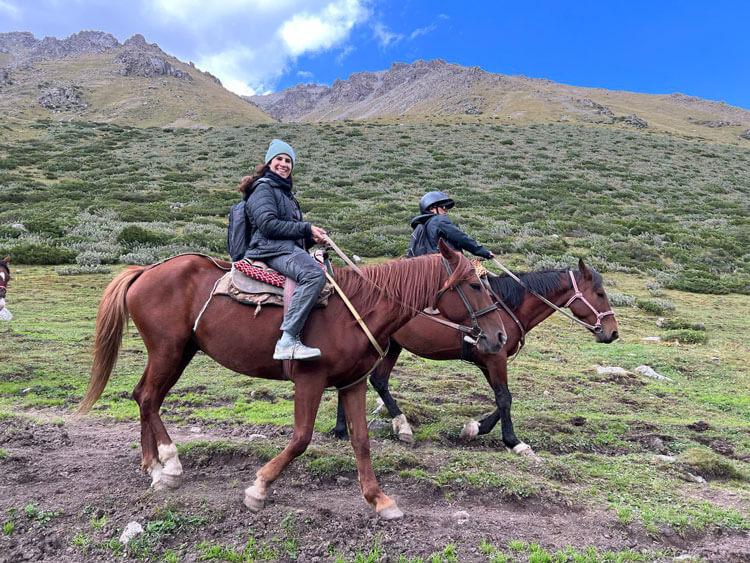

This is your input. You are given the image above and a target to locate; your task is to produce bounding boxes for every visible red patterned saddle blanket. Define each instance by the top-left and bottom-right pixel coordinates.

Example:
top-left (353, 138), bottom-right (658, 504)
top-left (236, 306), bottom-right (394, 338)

top-left (232, 259), bottom-right (286, 288)
top-left (211, 257), bottom-right (333, 310)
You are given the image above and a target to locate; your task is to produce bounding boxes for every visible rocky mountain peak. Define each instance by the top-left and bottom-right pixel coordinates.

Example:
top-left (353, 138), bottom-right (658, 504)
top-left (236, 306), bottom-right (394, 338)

top-left (0, 30), bottom-right (120, 62)
top-left (123, 34), bottom-right (149, 48)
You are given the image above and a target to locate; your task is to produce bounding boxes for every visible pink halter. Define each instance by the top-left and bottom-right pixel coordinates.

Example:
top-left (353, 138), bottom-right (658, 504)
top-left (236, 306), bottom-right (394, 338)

top-left (563, 271), bottom-right (615, 333)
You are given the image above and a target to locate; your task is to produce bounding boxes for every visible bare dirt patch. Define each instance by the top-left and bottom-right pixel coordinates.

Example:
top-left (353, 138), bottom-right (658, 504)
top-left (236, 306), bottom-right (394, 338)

top-left (0, 413), bottom-right (748, 562)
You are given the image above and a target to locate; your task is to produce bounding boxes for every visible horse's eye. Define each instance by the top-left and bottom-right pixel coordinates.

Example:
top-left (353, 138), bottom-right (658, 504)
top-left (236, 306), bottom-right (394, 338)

top-left (470, 283), bottom-right (482, 290)
top-left (596, 292), bottom-right (604, 298)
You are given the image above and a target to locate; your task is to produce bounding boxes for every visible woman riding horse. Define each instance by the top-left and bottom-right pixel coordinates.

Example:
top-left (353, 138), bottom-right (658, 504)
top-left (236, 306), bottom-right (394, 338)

top-left (237, 139), bottom-right (329, 360)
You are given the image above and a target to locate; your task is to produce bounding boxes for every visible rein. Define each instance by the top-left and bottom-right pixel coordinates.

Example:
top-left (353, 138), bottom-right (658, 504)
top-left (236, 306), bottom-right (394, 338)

top-left (481, 278), bottom-right (526, 363)
top-left (490, 258), bottom-right (613, 334)
top-left (433, 257), bottom-right (500, 344)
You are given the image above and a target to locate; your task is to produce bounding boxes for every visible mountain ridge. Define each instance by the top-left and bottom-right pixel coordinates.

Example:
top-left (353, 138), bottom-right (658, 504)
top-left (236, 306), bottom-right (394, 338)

top-left (0, 30), bottom-right (271, 127)
top-left (248, 58), bottom-right (750, 144)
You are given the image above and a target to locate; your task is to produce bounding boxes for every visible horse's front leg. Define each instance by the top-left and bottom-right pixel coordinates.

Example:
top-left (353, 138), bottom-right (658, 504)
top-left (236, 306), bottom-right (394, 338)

top-left (340, 380), bottom-right (403, 520)
top-left (460, 357), bottom-right (536, 458)
top-left (244, 377), bottom-right (325, 511)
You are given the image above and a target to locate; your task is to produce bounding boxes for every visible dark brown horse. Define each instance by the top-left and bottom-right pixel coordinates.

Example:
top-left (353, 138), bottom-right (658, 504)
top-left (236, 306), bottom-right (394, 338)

top-left (334, 259), bottom-right (618, 456)
top-left (76, 241), bottom-right (506, 519)
top-left (0, 255), bottom-right (10, 308)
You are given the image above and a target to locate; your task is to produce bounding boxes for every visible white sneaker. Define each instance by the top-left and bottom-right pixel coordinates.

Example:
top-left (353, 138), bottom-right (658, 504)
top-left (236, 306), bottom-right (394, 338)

top-left (273, 338), bottom-right (321, 361)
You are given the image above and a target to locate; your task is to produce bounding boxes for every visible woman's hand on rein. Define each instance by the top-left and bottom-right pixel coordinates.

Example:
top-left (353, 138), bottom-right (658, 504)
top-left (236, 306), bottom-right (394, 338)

top-left (311, 225), bottom-right (328, 245)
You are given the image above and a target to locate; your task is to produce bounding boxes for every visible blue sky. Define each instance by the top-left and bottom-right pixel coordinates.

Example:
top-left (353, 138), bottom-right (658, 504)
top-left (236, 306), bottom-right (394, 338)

top-left (1, 0), bottom-right (748, 109)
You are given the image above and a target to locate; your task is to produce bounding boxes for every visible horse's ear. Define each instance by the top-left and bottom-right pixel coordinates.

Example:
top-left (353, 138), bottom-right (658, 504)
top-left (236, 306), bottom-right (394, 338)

top-left (578, 258), bottom-right (592, 281)
top-left (1, 255), bottom-right (9, 265)
top-left (438, 239), bottom-right (459, 265)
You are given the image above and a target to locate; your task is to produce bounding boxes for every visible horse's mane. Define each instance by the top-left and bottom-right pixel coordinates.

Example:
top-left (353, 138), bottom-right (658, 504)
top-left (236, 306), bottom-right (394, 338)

top-left (333, 253), bottom-right (473, 317)
top-left (488, 267), bottom-right (603, 311)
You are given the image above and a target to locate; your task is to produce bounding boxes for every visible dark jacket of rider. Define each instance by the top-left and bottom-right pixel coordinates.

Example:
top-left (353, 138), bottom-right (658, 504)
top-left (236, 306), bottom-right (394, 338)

top-left (243, 171), bottom-right (314, 260)
top-left (410, 213), bottom-right (492, 259)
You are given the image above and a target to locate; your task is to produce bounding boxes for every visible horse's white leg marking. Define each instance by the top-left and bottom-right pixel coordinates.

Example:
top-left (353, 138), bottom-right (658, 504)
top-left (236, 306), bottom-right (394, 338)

top-left (377, 503), bottom-right (404, 520)
top-left (510, 442), bottom-right (540, 462)
top-left (149, 460), bottom-right (165, 489)
top-left (460, 420), bottom-right (480, 439)
top-left (157, 443), bottom-right (183, 488)
top-left (244, 477), bottom-right (268, 512)
top-left (391, 414), bottom-right (414, 443)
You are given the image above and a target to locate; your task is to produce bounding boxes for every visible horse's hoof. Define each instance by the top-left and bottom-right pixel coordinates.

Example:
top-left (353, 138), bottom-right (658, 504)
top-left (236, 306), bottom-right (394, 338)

top-left (333, 429), bottom-right (349, 441)
top-left (377, 504), bottom-right (404, 520)
top-left (511, 442), bottom-right (540, 462)
top-left (460, 421), bottom-right (480, 439)
top-left (398, 431), bottom-right (414, 444)
top-left (160, 472), bottom-right (182, 489)
top-left (151, 480), bottom-right (167, 492)
top-left (244, 488), bottom-right (266, 512)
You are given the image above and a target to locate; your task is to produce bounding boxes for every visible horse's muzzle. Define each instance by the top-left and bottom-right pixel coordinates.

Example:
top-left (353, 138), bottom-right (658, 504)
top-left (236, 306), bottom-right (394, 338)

top-left (476, 331), bottom-right (503, 354)
top-left (596, 329), bottom-right (619, 344)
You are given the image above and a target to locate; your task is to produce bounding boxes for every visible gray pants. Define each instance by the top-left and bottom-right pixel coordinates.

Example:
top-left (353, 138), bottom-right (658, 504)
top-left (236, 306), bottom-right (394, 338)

top-left (265, 247), bottom-right (326, 337)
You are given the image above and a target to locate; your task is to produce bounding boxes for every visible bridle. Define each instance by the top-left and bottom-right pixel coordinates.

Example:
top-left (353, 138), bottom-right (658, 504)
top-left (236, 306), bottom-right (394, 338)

top-left (562, 270), bottom-right (615, 334)
top-left (322, 236), bottom-right (501, 344)
top-left (430, 257), bottom-right (501, 344)
top-left (489, 258), bottom-right (615, 335)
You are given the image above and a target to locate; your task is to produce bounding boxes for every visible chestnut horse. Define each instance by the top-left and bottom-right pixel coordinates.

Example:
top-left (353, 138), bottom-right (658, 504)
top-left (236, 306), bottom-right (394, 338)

top-left (0, 256), bottom-right (10, 308)
top-left (76, 241), bottom-right (505, 519)
top-left (334, 259), bottom-right (618, 455)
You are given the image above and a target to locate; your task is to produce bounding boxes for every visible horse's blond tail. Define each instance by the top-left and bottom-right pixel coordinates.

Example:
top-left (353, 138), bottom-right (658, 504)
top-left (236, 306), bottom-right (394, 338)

top-left (75, 266), bottom-right (146, 416)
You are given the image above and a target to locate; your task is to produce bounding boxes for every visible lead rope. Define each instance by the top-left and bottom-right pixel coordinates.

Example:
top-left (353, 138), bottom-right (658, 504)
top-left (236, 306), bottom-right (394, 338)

top-left (322, 270), bottom-right (390, 391)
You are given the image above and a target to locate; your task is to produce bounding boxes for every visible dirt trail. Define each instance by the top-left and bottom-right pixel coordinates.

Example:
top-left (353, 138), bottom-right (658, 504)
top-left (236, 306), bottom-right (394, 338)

top-left (1, 414), bottom-right (747, 562)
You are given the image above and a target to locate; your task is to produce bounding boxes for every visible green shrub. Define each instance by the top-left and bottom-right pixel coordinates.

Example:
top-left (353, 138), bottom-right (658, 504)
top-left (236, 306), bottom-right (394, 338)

top-left (660, 318), bottom-right (706, 331)
top-left (0, 226), bottom-right (22, 239)
top-left (661, 329), bottom-right (709, 344)
top-left (117, 226), bottom-right (173, 247)
top-left (0, 242), bottom-right (76, 265)
top-left (636, 297), bottom-right (674, 315)
top-left (680, 447), bottom-right (748, 480)
top-left (665, 271), bottom-right (746, 295)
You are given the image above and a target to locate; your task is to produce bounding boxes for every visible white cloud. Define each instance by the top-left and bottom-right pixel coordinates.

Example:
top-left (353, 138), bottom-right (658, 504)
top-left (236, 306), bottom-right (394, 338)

top-left (0, 0), bottom-right (21, 19)
top-left (296, 70), bottom-right (314, 80)
top-left (280, 0), bottom-right (366, 56)
top-left (409, 23), bottom-right (436, 41)
top-left (372, 22), bottom-right (402, 48)
top-left (335, 44), bottom-right (354, 64)
top-left (145, 0), bottom-right (369, 95)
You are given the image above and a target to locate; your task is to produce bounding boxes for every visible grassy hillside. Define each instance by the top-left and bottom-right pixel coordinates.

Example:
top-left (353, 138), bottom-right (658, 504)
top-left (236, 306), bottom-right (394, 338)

top-left (0, 119), bottom-right (747, 295)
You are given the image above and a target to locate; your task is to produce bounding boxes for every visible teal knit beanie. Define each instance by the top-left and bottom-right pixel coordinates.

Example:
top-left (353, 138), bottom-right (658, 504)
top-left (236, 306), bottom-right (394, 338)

top-left (265, 139), bottom-right (295, 168)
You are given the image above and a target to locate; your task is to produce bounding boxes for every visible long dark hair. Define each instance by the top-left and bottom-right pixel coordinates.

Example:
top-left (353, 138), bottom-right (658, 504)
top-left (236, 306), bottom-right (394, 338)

top-left (236, 162), bottom-right (294, 195)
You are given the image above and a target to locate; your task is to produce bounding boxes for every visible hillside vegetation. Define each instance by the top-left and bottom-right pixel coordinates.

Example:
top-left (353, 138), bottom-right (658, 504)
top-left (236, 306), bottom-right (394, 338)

top-left (0, 119), bottom-right (747, 295)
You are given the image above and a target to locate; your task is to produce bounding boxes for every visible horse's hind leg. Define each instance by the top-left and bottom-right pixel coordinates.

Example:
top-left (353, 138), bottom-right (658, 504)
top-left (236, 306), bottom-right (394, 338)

top-left (340, 380), bottom-right (403, 519)
top-left (370, 341), bottom-right (414, 443)
top-left (133, 341), bottom-right (197, 489)
top-left (245, 377), bottom-right (326, 511)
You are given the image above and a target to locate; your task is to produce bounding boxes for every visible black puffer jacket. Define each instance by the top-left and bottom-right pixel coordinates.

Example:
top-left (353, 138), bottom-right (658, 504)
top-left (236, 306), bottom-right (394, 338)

top-left (243, 174), bottom-right (313, 259)
top-left (410, 213), bottom-right (491, 258)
